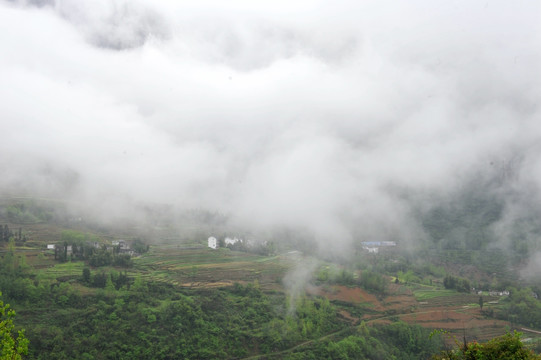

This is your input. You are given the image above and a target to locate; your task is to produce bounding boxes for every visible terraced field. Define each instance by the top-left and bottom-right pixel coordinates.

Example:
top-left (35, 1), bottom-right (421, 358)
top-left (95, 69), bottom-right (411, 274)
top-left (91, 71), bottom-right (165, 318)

top-left (413, 288), bottom-right (458, 301)
top-left (306, 280), bottom-right (541, 346)
top-left (417, 293), bottom-right (485, 307)
top-left (134, 246), bottom-right (291, 290)
top-left (8, 228), bottom-right (540, 348)
top-left (39, 260), bottom-right (86, 280)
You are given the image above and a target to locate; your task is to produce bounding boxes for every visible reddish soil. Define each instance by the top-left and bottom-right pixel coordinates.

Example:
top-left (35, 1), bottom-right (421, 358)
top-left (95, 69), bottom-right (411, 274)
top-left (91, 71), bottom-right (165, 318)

top-left (383, 285), bottom-right (418, 311)
top-left (307, 285), bottom-right (385, 311)
top-left (338, 310), bottom-right (359, 324)
top-left (309, 283), bottom-right (515, 344)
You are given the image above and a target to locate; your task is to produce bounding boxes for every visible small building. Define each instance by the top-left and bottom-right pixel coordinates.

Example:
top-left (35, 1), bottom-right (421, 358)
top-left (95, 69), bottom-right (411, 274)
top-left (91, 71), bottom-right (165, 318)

top-left (225, 237), bottom-right (241, 246)
top-left (362, 241), bottom-right (381, 247)
top-left (361, 241), bottom-right (396, 254)
top-left (120, 249), bottom-right (136, 256)
top-left (47, 244), bottom-right (55, 250)
top-left (208, 236), bottom-right (218, 249)
top-left (361, 241), bottom-right (396, 247)
top-left (112, 240), bottom-right (127, 248)
top-left (489, 290), bottom-right (510, 297)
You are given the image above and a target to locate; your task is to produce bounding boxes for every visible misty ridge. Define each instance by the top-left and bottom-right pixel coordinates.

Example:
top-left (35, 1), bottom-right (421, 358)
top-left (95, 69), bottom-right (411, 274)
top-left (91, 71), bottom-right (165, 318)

top-left (1, 0), bottom-right (541, 267)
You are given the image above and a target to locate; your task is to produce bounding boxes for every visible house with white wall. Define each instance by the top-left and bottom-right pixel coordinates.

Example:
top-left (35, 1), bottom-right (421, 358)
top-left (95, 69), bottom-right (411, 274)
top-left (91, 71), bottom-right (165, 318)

top-left (208, 236), bottom-right (218, 249)
top-left (224, 237), bottom-right (241, 246)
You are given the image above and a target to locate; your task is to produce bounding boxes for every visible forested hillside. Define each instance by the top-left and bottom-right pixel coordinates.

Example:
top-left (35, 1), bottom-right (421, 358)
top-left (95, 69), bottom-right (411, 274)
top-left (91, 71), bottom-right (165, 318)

top-left (1, 199), bottom-right (541, 359)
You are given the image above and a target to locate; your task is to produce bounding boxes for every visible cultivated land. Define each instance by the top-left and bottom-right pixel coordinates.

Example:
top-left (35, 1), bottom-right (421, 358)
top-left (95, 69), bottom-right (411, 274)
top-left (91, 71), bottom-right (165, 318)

top-left (14, 231), bottom-right (540, 348)
top-left (3, 198), bottom-right (541, 357)
top-left (134, 245), bottom-right (290, 290)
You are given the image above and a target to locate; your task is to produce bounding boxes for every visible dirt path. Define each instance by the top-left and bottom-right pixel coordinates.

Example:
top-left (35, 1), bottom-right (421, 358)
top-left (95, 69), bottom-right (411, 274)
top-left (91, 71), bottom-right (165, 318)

top-left (238, 310), bottom-right (435, 360)
top-left (238, 326), bottom-right (353, 360)
top-left (238, 305), bottom-right (511, 360)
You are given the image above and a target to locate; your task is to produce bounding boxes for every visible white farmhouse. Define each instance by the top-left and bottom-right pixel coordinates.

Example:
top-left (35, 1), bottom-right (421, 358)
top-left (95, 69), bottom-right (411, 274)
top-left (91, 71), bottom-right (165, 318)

top-left (112, 240), bottom-right (127, 248)
top-left (208, 236), bottom-right (218, 249)
top-left (224, 237), bottom-right (241, 246)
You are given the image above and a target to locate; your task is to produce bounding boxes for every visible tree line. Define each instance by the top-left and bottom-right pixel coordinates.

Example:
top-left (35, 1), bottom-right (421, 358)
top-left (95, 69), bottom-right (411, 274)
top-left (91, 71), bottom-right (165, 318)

top-left (0, 224), bottom-right (26, 244)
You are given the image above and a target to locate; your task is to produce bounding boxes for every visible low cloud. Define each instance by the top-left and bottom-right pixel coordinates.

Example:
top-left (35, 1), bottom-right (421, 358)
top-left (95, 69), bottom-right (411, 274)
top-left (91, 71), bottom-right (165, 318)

top-left (0, 0), bottom-right (540, 257)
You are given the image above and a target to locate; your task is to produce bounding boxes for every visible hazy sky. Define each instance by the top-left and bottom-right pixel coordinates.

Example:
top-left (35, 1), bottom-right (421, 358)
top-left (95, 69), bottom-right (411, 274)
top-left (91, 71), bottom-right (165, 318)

top-left (1, 0), bottom-right (540, 251)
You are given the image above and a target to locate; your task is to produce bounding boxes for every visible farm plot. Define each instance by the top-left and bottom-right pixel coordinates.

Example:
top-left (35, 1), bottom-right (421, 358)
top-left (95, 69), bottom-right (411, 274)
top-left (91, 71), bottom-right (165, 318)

top-left (383, 283), bottom-right (418, 311)
top-left (309, 280), bottom-right (518, 346)
top-left (308, 285), bottom-right (385, 311)
top-left (39, 260), bottom-right (86, 281)
top-left (413, 288), bottom-right (458, 301)
top-left (134, 247), bottom-right (290, 290)
top-left (417, 293), bottom-right (481, 307)
top-left (14, 223), bottom-right (65, 245)
top-left (400, 307), bottom-right (511, 344)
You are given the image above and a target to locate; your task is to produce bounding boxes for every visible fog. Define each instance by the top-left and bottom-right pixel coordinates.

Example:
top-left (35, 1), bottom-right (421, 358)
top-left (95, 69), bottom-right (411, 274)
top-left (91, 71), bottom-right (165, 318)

top-left (1, 0), bottom-right (540, 256)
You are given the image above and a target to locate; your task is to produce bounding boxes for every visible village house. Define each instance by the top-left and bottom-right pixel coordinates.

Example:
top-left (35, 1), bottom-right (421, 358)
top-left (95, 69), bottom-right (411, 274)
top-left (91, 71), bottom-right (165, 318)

top-left (361, 241), bottom-right (396, 253)
top-left (112, 240), bottom-right (127, 248)
top-left (224, 237), bottom-right (241, 246)
top-left (208, 236), bottom-right (217, 249)
top-left (364, 247), bottom-right (379, 254)
top-left (361, 241), bottom-right (396, 247)
top-left (111, 240), bottom-right (136, 255)
top-left (481, 290), bottom-right (510, 297)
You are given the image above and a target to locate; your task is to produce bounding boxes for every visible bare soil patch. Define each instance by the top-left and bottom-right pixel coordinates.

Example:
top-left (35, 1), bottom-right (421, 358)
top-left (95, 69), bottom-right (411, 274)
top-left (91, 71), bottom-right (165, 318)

top-left (179, 281), bottom-right (236, 288)
top-left (384, 295), bottom-right (418, 311)
top-left (308, 285), bottom-right (385, 311)
top-left (307, 282), bottom-right (514, 345)
top-left (338, 310), bottom-right (359, 324)
top-left (399, 306), bottom-right (511, 343)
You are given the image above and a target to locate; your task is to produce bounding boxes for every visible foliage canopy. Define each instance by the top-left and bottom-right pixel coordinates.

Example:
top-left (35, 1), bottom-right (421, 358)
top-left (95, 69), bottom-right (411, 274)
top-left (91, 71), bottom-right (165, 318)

top-left (0, 292), bottom-right (28, 360)
top-left (432, 331), bottom-right (541, 360)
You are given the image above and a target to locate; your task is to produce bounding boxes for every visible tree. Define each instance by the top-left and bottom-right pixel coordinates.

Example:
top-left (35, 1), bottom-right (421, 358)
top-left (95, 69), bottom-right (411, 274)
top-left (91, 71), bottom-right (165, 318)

top-left (131, 274), bottom-right (146, 292)
top-left (63, 242), bottom-right (68, 263)
top-left (0, 292), bottom-right (29, 359)
top-left (432, 331), bottom-right (541, 359)
top-left (3, 225), bottom-right (10, 243)
top-left (132, 238), bottom-right (149, 254)
top-left (190, 266), bottom-right (198, 288)
top-left (105, 274), bottom-right (115, 293)
top-left (92, 272), bottom-right (107, 288)
top-left (82, 268), bottom-right (91, 284)
top-left (478, 296), bottom-right (484, 311)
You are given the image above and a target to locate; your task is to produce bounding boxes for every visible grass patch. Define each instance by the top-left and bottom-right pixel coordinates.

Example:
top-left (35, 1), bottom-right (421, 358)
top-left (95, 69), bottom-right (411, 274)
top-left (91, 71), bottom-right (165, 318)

top-left (131, 248), bottom-right (290, 290)
top-left (413, 289), bottom-right (458, 301)
top-left (40, 261), bottom-right (86, 280)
